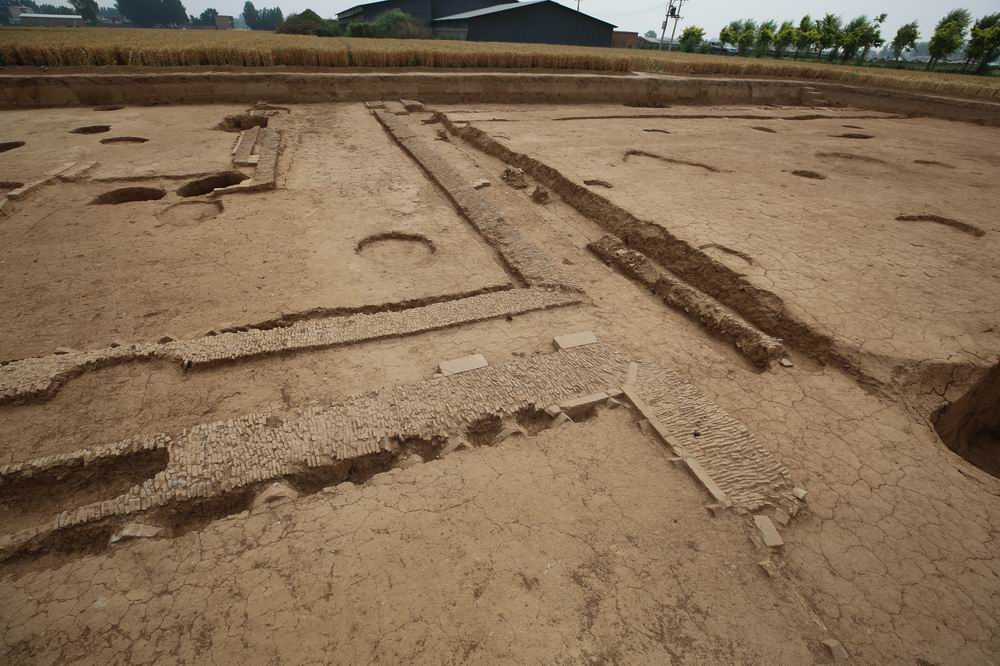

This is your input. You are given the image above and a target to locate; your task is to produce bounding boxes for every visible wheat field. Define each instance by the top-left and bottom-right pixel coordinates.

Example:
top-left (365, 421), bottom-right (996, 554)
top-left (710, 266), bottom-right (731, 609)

top-left (1, 27), bottom-right (998, 100)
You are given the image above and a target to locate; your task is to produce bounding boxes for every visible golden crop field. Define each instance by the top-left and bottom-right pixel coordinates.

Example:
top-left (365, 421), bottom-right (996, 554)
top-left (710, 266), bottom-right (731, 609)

top-left (1, 27), bottom-right (999, 100)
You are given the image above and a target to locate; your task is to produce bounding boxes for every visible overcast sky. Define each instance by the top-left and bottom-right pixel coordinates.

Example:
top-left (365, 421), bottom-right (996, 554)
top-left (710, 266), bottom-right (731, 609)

top-left (61, 0), bottom-right (999, 40)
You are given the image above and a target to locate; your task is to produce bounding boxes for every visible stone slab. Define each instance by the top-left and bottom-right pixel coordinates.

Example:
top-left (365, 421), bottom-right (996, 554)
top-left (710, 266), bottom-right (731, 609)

top-left (439, 353), bottom-right (488, 376)
top-left (559, 391), bottom-right (609, 419)
top-left (753, 515), bottom-right (784, 548)
top-left (552, 331), bottom-right (598, 350)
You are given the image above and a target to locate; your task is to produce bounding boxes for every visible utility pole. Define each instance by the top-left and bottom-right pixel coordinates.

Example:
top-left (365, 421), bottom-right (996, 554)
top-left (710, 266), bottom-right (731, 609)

top-left (666, 0), bottom-right (686, 51)
top-left (575, 0), bottom-right (581, 10)
top-left (657, 0), bottom-right (671, 51)
top-left (658, 0), bottom-right (686, 51)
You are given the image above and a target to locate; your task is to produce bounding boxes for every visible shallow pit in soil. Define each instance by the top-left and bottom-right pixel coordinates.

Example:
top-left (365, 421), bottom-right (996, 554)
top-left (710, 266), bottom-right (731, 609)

top-left (156, 200), bottom-right (223, 227)
top-left (177, 171), bottom-right (248, 197)
top-left (70, 125), bottom-right (111, 135)
top-left (91, 186), bottom-right (166, 205)
top-left (790, 170), bottom-right (826, 180)
top-left (101, 136), bottom-right (148, 144)
top-left (356, 232), bottom-right (437, 265)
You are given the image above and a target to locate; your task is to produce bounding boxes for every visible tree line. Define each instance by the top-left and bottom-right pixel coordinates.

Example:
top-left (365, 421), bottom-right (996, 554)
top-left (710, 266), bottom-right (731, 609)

top-left (669, 9), bottom-right (1000, 74)
top-left (0, 0), bottom-right (285, 29)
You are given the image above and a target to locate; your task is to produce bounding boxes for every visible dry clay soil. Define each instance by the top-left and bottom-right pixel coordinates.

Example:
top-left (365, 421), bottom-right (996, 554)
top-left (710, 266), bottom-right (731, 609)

top-left (1, 101), bottom-right (999, 665)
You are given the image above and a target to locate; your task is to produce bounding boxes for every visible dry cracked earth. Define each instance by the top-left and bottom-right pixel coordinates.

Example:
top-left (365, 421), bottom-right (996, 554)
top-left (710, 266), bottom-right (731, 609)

top-left (0, 97), bottom-right (998, 665)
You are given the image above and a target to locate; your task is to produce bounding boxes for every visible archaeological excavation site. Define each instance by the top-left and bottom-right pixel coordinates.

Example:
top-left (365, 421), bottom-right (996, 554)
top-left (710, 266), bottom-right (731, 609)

top-left (0, 72), bottom-right (998, 665)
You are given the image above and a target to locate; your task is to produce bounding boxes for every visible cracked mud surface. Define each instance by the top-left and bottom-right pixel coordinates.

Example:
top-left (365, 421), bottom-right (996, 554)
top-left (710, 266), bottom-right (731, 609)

top-left (0, 411), bottom-right (820, 664)
top-left (440, 104), bottom-right (1000, 383)
top-left (0, 104), bottom-right (509, 359)
top-left (2, 102), bottom-right (999, 665)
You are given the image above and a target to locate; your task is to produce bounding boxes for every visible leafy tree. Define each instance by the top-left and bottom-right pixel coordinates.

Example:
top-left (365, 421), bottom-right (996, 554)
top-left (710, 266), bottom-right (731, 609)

top-left (859, 13), bottom-right (887, 60)
top-left (99, 4), bottom-right (121, 19)
top-left (69, 0), bottom-right (98, 24)
top-left (346, 20), bottom-right (370, 37)
top-left (774, 20), bottom-right (795, 57)
top-left (258, 6), bottom-right (282, 29)
top-left (243, 1), bottom-right (282, 30)
top-left (190, 6), bottom-right (216, 25)
top-left (794, 15), bottom-right (815, 58)
top-left (242, 0), bottom-right (258, 27)
top-left (370, 8), bottom-right (426, 37)
top-left (890, 20), bottom-right (919, 60)
top-left (38, 3), bottom-right (76, 13)
top-left (277, 7), bottom-right (340, 35)
top-left (718, 20), bottom-right (739, 50)
top-left (964, 13), bottom-right (1000, 73)
top-left (735, 19), bottom-right (757, 56)
top-left (927, 8), bottom-right (972, 69)
top-left (817, 13), bottom-right (842, 61)
top-left (838, 14), bottom-right (885, 62)
top-left (678, 25), bottom-right (704, 52)
top-left (116, 0), bottom-right (188, 26)
top-left (754, 19), bottom-right (776, 57)
top-left (643, 29), bottom-right (657, 38)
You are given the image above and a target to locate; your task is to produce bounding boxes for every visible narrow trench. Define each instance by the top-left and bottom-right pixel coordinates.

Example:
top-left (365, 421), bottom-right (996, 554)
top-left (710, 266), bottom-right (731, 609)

top-left (622, 149), bottom-right (724, 173)
top-left (895, 214), bottom-right (984, 238)
top-left (0, 405), bottom-right (591, 571)
top-left (0, 447), bottom-right (169, 536)
top-left (435, 112), bottom-right (876, 388)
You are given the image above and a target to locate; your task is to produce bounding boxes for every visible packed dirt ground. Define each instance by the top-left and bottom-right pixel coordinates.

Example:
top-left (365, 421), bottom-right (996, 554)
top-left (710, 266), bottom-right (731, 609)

top-left (1, 94), bottom-right (998, 665)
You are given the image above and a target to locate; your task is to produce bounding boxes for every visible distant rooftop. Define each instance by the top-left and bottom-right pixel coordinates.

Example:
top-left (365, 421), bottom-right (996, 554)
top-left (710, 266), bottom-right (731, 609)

top-left (434, 0), bottom-right (541, 21)
top-left (18, 12), bottom-right (83, 18)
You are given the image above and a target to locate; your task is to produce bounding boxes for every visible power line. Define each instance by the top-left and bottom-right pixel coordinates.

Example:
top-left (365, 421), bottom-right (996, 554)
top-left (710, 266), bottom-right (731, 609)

top-left (602, 2), bottom-right (664, 18)
top-left (657, 0), bottom-right (687, 51)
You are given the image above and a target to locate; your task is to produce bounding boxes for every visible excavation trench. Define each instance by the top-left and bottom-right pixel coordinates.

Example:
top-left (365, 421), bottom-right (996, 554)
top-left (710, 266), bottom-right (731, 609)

top-left (0, 447), bottom-right (169, 536)
top-left (0, 404), bottom-right (579, 571)
top-left (437, 112), bottom-right (875, 385)
top-left (934, 362), bottom-right (1000, 478)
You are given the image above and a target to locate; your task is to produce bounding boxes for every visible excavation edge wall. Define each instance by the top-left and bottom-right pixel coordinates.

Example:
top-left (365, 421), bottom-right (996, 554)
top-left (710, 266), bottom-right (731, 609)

top-left (0, 72), bottom-right (999, 124)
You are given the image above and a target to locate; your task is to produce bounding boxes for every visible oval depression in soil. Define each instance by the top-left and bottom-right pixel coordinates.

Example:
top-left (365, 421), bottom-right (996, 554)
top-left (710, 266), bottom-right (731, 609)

top-left (101, 136), bottom-right (149, 144)
top-left (356, 232), bottom-right (437, 265)
top-left (70, 125), bottom-right (111, 135)
top-left (91, 187), bottom-right (166, 205)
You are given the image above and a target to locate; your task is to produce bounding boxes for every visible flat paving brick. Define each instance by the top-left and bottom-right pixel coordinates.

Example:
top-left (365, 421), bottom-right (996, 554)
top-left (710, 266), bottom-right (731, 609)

top-left (439, 353), bottom-right (488, 376)
top-left (552, 331), bottom-right (598, 350)
top-left (753, 515), bottom-right (784, 548)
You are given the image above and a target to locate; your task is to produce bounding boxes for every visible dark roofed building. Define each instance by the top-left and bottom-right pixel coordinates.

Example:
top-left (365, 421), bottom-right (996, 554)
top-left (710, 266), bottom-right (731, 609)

top-left (336, 0), bottom-right (615, 47)
top-left (433, 0), bottom-right (614, 47)
top-left (337, 0), bottom-right (511, 27)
